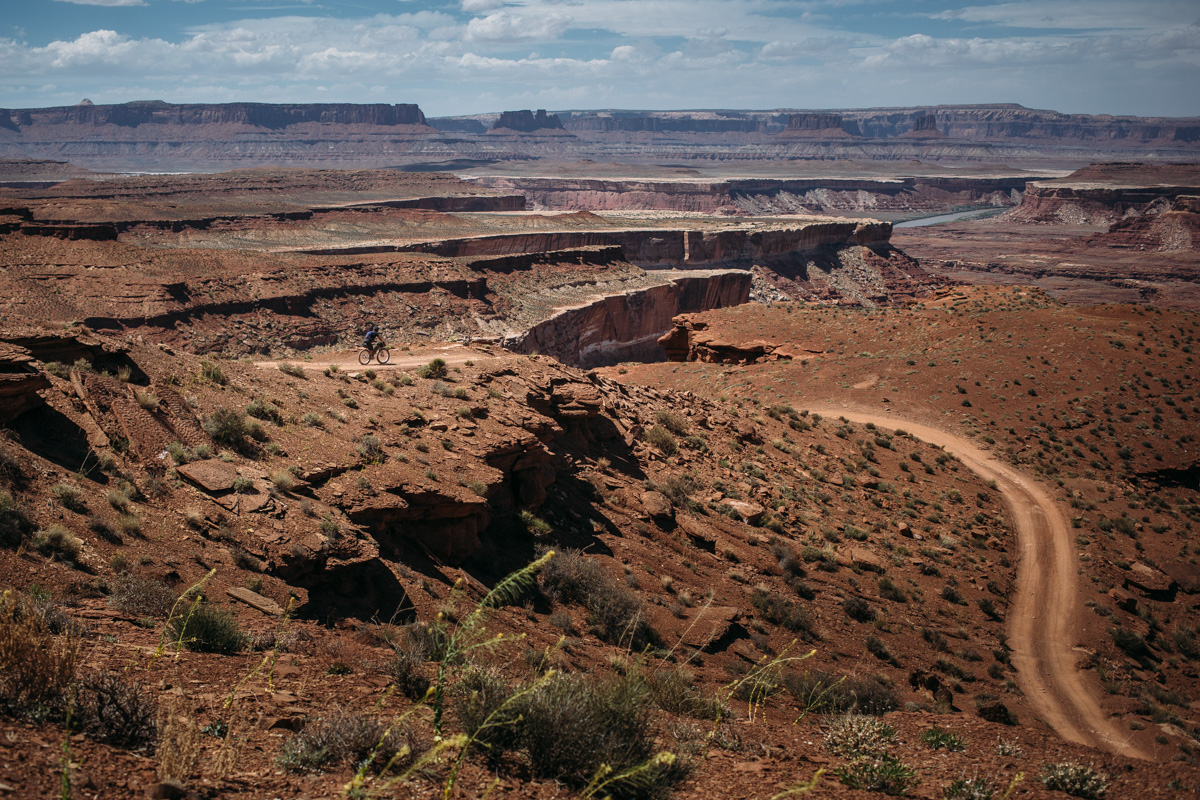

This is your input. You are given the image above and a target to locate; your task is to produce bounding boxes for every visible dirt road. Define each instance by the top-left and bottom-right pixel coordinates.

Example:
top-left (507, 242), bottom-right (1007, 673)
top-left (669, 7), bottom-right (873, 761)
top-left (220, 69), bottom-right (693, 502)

top-left (804, 404), bottom-right (1150, 760)
top-left (254, 343), bottom-right (509, 373)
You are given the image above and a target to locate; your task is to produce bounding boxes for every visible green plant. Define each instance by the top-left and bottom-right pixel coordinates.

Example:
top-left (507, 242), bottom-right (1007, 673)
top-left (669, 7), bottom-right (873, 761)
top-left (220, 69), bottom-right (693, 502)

top-left (646, 425), bottom-right (678, 456)
top-left (540, 549), bottom-right (657, 650)
top-left (0, 490), bottom-right (33, 548)
top-left (843, 596), bottom-right (876, 622)
top-left (431, 552), bottom-right (555, 734)
top-left (271, 470), bottom-right (295, 492)
top-left (835, 755), bottom-right (918, 796)
top-left (823, 713), bottom-right (896, 758)
top-left (278, 710), bottom-right (422, 774)
top-left (520, 510), bottom-right (552, 536)
top-left (1040, 762), bottom-right (1109, 799)
top-left (246, 400), bottom-right (284, 425)
top-left (278, 362), bottom-right (306, 379)
top-left (51, 483), bottom-right (87, 513)
top-left (943, 776), bottom-right (994, 800)
top-left (203, 407), bottom-right (259, 454)
top-left (416, 358), bottom-right (447, 380)
top-left (457, 668), bottom-right (689, 799)
top-left (33, 525), bottom-right (83, 562)
top-left (654, 410), bottom-right (690, 436)
top-left (751, 588), bottom-right (817, 639)
top-left (921, 726), bottom-right (967, 751)
top-left (169, 601), bottom-right (245, 654)
top-left (200, 360), bottom-right (227, 385)
top-left (784, 671), bottom-right (897, 717)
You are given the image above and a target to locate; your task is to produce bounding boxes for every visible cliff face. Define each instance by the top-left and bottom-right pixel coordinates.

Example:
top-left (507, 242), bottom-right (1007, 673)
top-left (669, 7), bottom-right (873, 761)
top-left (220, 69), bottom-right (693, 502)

top-left (3, 102), bottom-right (1199, 171)
top-left (505, 270), bottom-right (752, 367)
top-left (491, 109), bottom-right (564, 133)
top-left (4, 101), bottom-right (428, 131)
top-left (1010, 180), bottom-right (1200, 224)
top-left (781, 113), bottom-right (858, 138)
top-left (472, 176), bottom-right (1026, 215)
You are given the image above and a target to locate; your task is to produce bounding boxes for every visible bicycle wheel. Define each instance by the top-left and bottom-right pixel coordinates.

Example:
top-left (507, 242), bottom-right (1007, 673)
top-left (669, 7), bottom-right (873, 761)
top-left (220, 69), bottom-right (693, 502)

top-left (358, 349), bottom-right (371, 365)
top-left (375, 348), bottom-right (390, 365)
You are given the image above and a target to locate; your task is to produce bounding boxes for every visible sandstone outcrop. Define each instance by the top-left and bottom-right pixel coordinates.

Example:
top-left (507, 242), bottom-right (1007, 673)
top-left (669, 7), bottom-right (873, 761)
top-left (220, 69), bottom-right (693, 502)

top-left (490, 110), bottom-right (565, 133)
top-left (505, 270), bottom-right (752, 367)
top-left (0, 342), bottom-right (49, 423)
top-left (781, 113), bottom-right (858, 138)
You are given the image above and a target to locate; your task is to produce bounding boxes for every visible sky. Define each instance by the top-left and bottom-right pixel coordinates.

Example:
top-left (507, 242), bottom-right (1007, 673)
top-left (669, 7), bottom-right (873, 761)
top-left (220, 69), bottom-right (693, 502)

top-left (1, 0), bottom-right (1198, 118)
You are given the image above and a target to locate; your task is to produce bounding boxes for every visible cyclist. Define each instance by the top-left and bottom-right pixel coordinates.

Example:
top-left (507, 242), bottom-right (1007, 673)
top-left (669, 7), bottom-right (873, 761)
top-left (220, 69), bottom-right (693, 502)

top-left (362, 324), bottom-right (381, 356)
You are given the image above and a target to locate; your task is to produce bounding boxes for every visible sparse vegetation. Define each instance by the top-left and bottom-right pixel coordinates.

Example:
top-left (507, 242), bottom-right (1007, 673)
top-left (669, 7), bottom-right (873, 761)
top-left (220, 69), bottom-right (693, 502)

top-left (1040, 762), bottom-right (1109, 799)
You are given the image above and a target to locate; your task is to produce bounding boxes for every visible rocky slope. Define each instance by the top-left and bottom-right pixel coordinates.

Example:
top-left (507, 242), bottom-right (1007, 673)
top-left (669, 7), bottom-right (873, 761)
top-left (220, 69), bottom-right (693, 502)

top-left (3, 323), bottom-right (1196, 798)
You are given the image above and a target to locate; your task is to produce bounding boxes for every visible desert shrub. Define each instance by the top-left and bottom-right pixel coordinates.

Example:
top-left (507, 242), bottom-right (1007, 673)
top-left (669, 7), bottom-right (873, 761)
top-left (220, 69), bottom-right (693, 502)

top-left (655, 410), bottom-right (690, 436)
top-left (203, 407), bottom-right (258, 454)
top-left (520, 510), bottom-right (552, 536)
top-left (1109, 626), bottom-right (1153, 663)
top-left (878, 577), bottom-right (907, 603)
top-left (106, 488), bottom-right (130, 512)
top-left (770, 539), bottom-right (804, 577)
top-left (941, 586), bottom-right (966, 605)
top-left (301, 412), bottom-right (323, 428)
top-left (540, 548), bottom-right (657, 650)
top-left (385, 645), bottom-right (431, 701)
top-left (647, 425), bottom-right (678, 456)
top-left (199, 360), bottom-right (227, 385)
top-left (0, 590), bottom-right (80, 715)
top-left (415, 358), bottom-right (447, 380)
top-left (33, 524), bottom-right (83, 562)
top-left (843, 596), bottom-right (876, 623)
top-left (232, 477), bottom-right (254, 494)
top-left (866, 635), bottom-right (898, 665)
top-left (751, 588), bottom-right (817, 640)
top-left (823, 713), bottom-right (896, 758)
top-left (1172, 627), bottom-right (1200, 660)
top-left (1040, 762), bottom-right (1109, 799)
top-left (51, 482), bottom-right (87, 513)
top-left (357, 434), bottom-right (385, 465)
top-left (921, 726), bottom-right (967, 751)
top-left (645, 669), bottom-right (729, 720)
top-left (319, 515), bottom-right (341, 538)
top-left (784, 671), bottom-right (898, 716)
top-left (278, 362), bottom-right (306, 379)
top-left (169, 602), bottom-right (245, 654)
top-left (74, 671), bottom-right (157, 750)
top-left (0, 490), bottom-right (34, 548)
top-left (0, 446), bottom-right (20, 486)
top-left (459, 669), bottom-right (687, 798)
top-left (246, 400), bottom-right (284, 425)
top-left (119, 514), bottom-right (142, 538)
top-left (110, 573), bottom-right (175, 618)
top-left (836, 755), bottom-right (918, 796)
top-left (278, 709), bottom-right (422, 774)
top-left (271, 470), bottom-right (295, 493)
top-left (944, 776), bottom-right (994, 800)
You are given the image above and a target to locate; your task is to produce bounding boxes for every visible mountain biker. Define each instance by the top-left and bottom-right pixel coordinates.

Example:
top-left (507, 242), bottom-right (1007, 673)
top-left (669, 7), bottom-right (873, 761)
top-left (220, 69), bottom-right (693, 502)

top-left (362, 324), bottom-right (381, 354)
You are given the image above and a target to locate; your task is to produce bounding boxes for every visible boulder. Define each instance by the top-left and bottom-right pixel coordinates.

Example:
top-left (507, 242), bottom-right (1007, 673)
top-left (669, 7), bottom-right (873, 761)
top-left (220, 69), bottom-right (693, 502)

top-left (640, 491), bottom-right (674, 523)
top-left (724, 499), bottom-right (765, 525)
top-left (1124, 562), bottom-right (1176, 600)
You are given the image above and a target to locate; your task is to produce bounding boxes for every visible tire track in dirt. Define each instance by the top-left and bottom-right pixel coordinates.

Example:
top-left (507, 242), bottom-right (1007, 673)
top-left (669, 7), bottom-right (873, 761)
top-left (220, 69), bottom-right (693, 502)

top-left (803, 404), bottom-right (1150, 760)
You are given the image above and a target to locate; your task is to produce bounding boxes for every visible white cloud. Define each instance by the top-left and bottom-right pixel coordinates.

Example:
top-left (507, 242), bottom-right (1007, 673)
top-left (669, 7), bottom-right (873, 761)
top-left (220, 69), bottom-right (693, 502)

top-left (930, 1), bottom-right (1196, 33)
top-left (465, 11), bottom-right (571, 42)
top-left (461, 0), bottom-right (503, 11)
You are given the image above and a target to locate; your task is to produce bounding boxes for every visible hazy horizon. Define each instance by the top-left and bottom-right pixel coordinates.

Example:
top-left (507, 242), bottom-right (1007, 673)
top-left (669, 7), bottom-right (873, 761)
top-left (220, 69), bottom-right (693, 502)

top-left (2, 0), bottom-right (1198, 118)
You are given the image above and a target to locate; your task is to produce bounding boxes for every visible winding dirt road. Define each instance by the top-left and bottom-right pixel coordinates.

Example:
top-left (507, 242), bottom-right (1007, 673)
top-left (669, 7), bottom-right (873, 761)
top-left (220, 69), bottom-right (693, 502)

top-left (803, 404), bottom-right (1150, 761)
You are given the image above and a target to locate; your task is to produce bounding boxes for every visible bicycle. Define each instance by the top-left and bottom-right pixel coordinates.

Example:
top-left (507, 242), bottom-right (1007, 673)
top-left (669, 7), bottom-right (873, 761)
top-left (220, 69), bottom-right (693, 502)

top-left (358, 342), bottom-right (390, 365)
